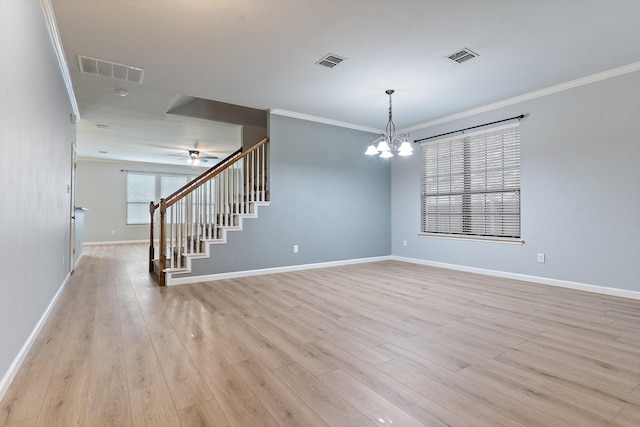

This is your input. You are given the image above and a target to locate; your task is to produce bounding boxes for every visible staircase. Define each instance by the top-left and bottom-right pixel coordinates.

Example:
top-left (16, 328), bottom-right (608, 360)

top-left (149, 137), bottom-right (269, 285)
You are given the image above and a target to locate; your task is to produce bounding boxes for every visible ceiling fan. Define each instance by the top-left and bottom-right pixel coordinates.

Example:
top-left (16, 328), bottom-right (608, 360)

top-left (172, 150), bottom-right (219, 165)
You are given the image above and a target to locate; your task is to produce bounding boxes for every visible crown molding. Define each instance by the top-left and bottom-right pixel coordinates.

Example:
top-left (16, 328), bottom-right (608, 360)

top-left (76, 156), bottom-right (208, 170)
top-left (401, 61), bottom-right (640, 134)
top-left (39, 0), bottom-right (80, 119)
top-left (270, 108), bottom-right (380, 134)
top-left (272, 62), bottom-right (639, 135)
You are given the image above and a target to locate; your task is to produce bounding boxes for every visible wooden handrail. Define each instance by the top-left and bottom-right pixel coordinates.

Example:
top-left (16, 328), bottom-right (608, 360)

top-left (151, 147), bottom-right (242, 210)
top-left (150, 137), bottom-right (269, 210)
top-left (165, 137), bottom-right (268, 208)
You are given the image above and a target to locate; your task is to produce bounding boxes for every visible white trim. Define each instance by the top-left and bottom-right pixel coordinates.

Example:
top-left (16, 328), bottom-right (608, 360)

top-left (418, 233), bottom-right (524, 245)
top-left (39, 0), bottom-right (80, 119)
top-left (84, 239), bottom-right (148, 246)
top-left (74, 253), bottom-right (83, 269)
top-left (0, 273), bottom-right (71, 401)
top-left (172, 254), bottom-right (640, 300)
top-left (271, 62), bottom-right (640, 135)
top-left (401, 61), bottom-right (640, 134)
top-left (162, 203), bottom-right (271, 284)
top-left (77, 156), bottom-right (210, 169)
top-left (270, 108), bottom-right (381, 134)
top-left (391, 256), bottom-right (640, 301)
top-left (167, 256), bottom-right (392, 286)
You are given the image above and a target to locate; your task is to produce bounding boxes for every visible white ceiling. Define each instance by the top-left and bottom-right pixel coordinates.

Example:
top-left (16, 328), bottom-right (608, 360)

top-left (50, 0), bottom-right (640, 165)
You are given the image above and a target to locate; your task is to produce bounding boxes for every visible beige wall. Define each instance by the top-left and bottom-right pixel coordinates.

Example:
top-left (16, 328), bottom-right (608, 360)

top-left (76, 160), bottom-right (204, 242)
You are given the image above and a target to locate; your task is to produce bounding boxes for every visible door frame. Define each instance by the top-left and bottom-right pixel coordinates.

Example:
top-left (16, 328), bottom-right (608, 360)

top-left (69, 141), bottom-right (77, 273)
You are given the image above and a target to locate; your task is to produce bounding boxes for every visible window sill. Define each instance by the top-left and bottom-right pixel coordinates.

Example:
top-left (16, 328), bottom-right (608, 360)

top-left (419, 233), bottom-right (524, 245)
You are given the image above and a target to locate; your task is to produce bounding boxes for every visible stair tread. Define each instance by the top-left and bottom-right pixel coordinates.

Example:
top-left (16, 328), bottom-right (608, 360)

top-left (164, 267), bottom-right (189, 273)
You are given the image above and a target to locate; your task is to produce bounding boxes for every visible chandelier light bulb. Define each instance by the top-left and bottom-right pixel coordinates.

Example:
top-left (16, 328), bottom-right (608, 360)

top-left (365, 143), bottom-right (379, 155)
top-left (398, 140), bottom-right (414, 156)
top-left (376, 138), bottom-right (390, 153)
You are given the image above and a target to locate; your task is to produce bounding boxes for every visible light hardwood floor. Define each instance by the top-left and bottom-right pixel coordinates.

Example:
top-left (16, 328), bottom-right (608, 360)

top-left (2, 244), bottom-right (640, 426)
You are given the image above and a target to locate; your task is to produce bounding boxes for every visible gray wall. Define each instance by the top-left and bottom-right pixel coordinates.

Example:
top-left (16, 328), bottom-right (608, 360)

top-left (0, 0), bottom-right (75, 386)
top-left (392, 70), bottom-right (640, 291)
top-left (76, 160), bottom-right (204, 242)
top-left (186, 114), bottom-right (391, 276)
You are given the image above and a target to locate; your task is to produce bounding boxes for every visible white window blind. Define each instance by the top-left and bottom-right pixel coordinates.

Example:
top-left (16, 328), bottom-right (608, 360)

top-left (127, 174), bottom-right (156, 225)
top-left (420, 122), bottom-right (521, 239)
top-left (126, 173), bottom-right (193, 225)
top-left (160, 175), bottom-right (187, 198)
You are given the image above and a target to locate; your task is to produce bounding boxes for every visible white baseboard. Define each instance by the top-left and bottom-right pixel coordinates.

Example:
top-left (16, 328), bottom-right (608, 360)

top-left (391, 256), bottom-right (640, 301)
top-left (84, 239), bottom-right (149, 246)
top-left (0, 273), bottom-right (71, 401)
top-left (73, 253), bottom-right (83, 269)
top-left (167, 253), bottom-right (640, 300)
top-left (168, 256), bottom-right (392, 286)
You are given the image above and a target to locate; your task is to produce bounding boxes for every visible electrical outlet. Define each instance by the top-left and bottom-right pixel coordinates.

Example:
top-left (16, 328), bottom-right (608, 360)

top-left (293, 245), bottom-right (298, 253)
top-left (402, 240), bottom-right (407, 247)
top-left (537, 253), bottom-right (545, 263)
top-left (111, 230), bottom-right (116, 235)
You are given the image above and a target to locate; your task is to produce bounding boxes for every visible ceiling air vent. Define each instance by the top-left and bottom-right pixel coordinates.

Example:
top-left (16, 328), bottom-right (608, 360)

top-left (316, 53), bottom-right (346, 68)
top-left (94, 124), bottom-right (110, 131)
top-left (446, 48), bottom-right (479, 64)
top-left (78, 55), bottom-right (145, 84)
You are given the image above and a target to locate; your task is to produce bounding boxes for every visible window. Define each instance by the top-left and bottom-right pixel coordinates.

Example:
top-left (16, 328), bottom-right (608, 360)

top-left (126, 173), bottom-right (189, 224)
top-left (160, 175), bottom-right (188, 198)
top-left (420, 122), bottom-right (521, 240)
top-left (126, 174), bottom-right (156, 224)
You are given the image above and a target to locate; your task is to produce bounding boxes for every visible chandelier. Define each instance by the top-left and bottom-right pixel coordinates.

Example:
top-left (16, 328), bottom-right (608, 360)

top-left (365, 89), bottom-right (413, 158)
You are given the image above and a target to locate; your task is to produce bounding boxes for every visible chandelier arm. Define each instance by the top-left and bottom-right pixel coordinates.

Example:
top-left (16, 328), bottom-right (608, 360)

top-left (391, 134), bottom-right (407, 145)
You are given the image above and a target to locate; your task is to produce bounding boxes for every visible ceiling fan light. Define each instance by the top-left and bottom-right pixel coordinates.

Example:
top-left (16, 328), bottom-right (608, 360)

top-left (186, 158), bottom-right (193, 165)
top-left (192, 158), bottom-right (201, 165)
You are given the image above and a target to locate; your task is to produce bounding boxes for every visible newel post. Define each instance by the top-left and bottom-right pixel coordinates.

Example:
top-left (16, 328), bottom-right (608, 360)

top-left (159, 198), bottom-right (167, 286)
top-left (149, 201), bottom-right (156, 273)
